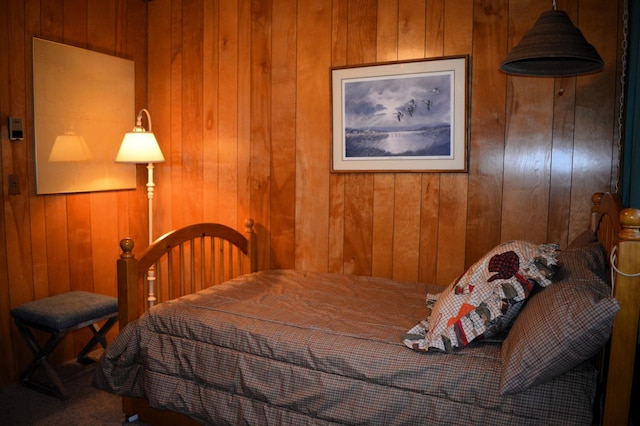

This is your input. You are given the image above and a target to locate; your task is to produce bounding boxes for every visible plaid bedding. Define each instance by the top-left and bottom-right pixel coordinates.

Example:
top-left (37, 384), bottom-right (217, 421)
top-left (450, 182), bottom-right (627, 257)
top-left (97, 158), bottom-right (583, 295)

top-left (95, 270), bottom-right (596, 425)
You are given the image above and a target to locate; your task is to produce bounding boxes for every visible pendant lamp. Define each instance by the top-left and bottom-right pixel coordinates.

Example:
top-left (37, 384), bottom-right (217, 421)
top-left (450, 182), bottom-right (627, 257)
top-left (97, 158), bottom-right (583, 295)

top-left (500, 2), bottom-right (604, 77)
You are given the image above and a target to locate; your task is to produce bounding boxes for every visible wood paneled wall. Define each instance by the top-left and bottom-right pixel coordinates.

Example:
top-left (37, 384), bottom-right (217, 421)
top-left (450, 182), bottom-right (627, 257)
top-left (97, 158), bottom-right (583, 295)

top-left (0, 0), bottom-right (624, 387)
top-left (148, 0), bottom-right (622, 278)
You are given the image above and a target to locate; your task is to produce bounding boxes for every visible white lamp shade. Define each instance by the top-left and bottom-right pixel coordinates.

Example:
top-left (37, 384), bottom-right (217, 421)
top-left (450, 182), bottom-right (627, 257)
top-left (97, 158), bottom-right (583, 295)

top-left (116, 131), bottom-right (165, 163)
top-left (49, 133), bottom-right (94, 162)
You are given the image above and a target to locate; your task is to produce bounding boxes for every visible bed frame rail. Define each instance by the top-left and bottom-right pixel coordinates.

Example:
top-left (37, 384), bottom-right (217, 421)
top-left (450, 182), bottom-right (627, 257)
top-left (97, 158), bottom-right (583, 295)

top-left (117, 220), bottom-right (257, 329)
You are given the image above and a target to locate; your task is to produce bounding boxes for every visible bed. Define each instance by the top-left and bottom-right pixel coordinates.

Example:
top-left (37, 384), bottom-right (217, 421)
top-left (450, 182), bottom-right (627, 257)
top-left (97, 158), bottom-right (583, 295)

top-left (94, 192), bottom-right (639, 425)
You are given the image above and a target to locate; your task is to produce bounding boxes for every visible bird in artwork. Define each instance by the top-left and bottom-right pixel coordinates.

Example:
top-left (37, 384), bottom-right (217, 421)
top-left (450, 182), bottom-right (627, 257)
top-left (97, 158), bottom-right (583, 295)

top-left (421, 99), bottom-right (432, 111)
top-left (405, 99), bottom-right (417, 117)
top-left (394, 111), bottom-right (404, 121)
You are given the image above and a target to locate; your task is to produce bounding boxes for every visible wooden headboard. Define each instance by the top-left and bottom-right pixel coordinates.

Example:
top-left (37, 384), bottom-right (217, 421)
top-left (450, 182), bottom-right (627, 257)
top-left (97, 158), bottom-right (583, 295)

top-left (116, 219), bottom-right (257, 329)
top-left (591, 192), bottom-right (640, 425)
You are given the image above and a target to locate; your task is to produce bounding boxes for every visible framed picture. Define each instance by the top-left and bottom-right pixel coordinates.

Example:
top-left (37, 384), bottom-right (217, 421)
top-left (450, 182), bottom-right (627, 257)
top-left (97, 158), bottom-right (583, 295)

top-left (331, 56), bottom-right (468, 172)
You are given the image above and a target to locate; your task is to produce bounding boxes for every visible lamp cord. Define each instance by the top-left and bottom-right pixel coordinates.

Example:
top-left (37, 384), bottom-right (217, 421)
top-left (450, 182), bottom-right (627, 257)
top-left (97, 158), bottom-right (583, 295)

top-left (609, 245), bottom-right (640, 298)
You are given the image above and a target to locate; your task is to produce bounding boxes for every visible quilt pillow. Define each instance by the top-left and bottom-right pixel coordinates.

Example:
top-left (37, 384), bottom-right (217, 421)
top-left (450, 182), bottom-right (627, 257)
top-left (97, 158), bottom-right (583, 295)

top-left (499, 240), bottom-right (619, 394)
top-left (404, 241), bottom-right (559, 352)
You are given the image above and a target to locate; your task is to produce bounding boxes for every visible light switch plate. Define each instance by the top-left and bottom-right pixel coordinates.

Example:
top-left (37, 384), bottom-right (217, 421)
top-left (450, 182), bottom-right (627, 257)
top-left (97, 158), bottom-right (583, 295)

top-left (8, 117), bottom-right (24, 141)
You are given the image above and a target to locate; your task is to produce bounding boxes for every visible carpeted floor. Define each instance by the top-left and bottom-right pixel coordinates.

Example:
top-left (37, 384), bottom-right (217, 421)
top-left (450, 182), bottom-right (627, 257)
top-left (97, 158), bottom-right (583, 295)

top-left (0, 355), bottom-right (148, 426)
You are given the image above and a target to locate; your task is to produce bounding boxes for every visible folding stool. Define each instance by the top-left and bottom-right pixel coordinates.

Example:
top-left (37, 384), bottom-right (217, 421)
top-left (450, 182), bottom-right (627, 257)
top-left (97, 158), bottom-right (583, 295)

top-left (10, 291), bottom-right (118, 399)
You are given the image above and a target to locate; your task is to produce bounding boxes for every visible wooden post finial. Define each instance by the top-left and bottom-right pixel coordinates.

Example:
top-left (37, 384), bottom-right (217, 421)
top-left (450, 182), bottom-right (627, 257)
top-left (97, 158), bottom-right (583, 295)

top-left (619, 208), bottom-right (640, 241)
top-left (591, 192), bottom-right (604, 213)
top-left (120, 237), bottom-right (135, 259)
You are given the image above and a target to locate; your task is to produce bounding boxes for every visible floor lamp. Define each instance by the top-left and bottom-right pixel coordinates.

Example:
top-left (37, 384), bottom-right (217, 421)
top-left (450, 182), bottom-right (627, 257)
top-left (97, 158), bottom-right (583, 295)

top-left (116, 108), bottom-right (165, 306)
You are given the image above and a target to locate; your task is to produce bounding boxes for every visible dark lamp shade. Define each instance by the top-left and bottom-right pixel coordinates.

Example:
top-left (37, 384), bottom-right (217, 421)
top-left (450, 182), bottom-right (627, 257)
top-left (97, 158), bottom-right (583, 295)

top-left (500, 10), bottom-right (604, 77)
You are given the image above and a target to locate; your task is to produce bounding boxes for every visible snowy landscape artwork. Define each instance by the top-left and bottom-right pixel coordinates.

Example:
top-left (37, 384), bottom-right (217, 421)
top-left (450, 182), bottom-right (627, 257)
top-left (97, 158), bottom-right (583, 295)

top-left (332, 57), bottom-right (467, 172)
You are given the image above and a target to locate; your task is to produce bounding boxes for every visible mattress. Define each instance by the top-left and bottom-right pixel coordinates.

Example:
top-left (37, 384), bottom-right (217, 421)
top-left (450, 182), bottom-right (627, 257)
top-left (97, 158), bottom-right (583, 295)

top-left (95, 269), bottom-right (596, 425)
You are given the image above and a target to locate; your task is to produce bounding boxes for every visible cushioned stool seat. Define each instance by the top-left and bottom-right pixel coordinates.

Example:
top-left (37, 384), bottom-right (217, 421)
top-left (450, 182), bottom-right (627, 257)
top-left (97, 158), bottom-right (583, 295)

top-left (10, 291), bottom-right (118, 399)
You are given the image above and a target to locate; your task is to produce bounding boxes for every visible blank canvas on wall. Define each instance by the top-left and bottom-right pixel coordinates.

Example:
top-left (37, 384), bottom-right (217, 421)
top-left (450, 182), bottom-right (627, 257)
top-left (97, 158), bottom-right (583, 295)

top-left (33, 37), bottom-right (136, 194)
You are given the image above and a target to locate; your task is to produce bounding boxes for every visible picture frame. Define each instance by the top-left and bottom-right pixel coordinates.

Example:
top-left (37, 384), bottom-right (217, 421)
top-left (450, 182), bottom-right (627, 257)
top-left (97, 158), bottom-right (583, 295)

top-left (331, 56), bottom-right (468, 172)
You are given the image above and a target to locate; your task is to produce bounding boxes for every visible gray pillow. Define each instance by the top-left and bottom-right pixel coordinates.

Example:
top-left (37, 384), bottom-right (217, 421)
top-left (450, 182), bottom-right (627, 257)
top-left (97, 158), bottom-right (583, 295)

top-left (499, 243), bottom-right (619, 394)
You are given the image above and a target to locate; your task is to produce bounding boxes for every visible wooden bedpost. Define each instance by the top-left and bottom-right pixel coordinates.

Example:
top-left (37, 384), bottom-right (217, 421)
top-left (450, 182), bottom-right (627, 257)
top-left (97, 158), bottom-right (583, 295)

top-left (591, 192), bottom-right (603, 232)
top-left (603, 206), bottom-right (640, 425)
top-left (117, 237), bottom-right (140, 329)
top-left (245, 219), bottom-right (258, 273)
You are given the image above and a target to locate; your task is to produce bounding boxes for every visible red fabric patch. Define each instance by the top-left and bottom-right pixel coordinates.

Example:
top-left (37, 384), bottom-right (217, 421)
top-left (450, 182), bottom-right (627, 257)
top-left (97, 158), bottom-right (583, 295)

top-left (488, 251), bottom-right (520, 282)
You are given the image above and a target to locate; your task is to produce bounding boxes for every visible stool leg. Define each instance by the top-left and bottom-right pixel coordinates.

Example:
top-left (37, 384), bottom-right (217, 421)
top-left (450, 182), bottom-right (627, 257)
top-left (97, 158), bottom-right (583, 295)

top-left (77, 316), bottom-right (118, 364)
top-left (14, 320), bottom-right (69, 400)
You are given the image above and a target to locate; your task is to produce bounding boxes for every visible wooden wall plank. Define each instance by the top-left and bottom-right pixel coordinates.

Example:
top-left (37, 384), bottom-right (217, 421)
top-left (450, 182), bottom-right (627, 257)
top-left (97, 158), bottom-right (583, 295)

top-left (295, 0), bottom-right (331, 272)
top-left (501, 1), bottom-right (552, 242)
top-left (183, 0), bottom-right (205, 224)
top-left (398, 0), bottom-right (425, 59)
top-left (420, 0), bottom-right (443, 285)
top-left (465, 0), bottom-right (507, 267)
top-left (36, 0), bottom-right (73, 368)
top-left (548, 75), bottom-right (577, 246)
top-left (22, 0), bottom-right (48, 385)
top-left (149, 0), bottom-right (172, 245)
top-left (250, 0), bottom-right (272, 269)
top-left (370, 1), bottom-right (398, 280)
top-left (419, 175), bottom-right (439, 285)
top-left (376, 0), bottom-right (398, 61)
top-left (122, 0), bottom-right (147, 250)
top-left (45, 196), bottom-right (72, 364)
top-left (425, 0), bottom-right (444, 57)
top-left (86, 0), bottom-right (120, 355)
top-left (169, 0), bottom-right (185, 230)
top-left (343, 174), bottom-right (374, 275)
top-left (371, 174), bottom-right (394, 278)
top-left (568, 0), bottom-right (619, 242)
top-left (434, 0), bottom-right (472, 284)
top-left (217, 0), bottom-right (239, 227)
top-left (547, 3), bottom-right (577, 248)
top-left (68, 196), bottom-right (94, 293)
top-left (392, 174), bottom-right (422, 281)
top-left (63, 0), bottom-right (87, 47)
top-left (391, 0), bottom-right (424, 282)
top-left (328, 0), bottom-right (348, 274)
top-left (237, 0), bottom-right (252, 230)
top-left (0, 0), bottom-right (19, 385)
top-left (4, 0), bottom-right (31, 306)
top-left (270, 0), bottom-right (297, 269)
top-left (342, 0), bottom-right (377, 276)
top-left (203, 0), bottom-right (220, 223)
top-left (346, 0), bottom-right (377, 64)
top-left (40, 0), bottom-right (63, 40)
